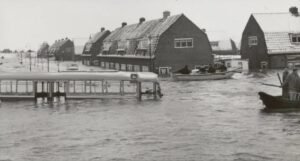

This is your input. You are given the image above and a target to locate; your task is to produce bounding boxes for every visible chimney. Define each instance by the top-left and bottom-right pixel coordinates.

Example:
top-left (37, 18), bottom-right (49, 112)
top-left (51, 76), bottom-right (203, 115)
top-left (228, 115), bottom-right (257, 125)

top-left (163, 11), bottom-right (171, 19)
top-left (101, 27), bottom-right (105, 32)
top-left (289, 6), bottom-right (299, 16)
top-left (139, 17), bottom-right (145, 24)
top-left (202, 28), bottom-right (206, 33)
top-left (122, 22), bottom-right (127, 27)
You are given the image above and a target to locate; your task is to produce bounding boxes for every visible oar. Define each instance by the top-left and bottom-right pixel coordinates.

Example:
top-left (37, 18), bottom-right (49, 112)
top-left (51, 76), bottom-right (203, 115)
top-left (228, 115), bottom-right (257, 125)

top-left (277, 73), bottom-right (283, 86)
top-left (261, 83), bottom-right (282, 88)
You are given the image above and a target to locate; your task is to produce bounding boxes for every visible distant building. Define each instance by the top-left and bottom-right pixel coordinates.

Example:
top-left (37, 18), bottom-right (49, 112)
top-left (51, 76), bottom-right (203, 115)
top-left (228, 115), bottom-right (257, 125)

top-left (49, 38), bottom-right (74, 61)
top-left (97, 11), bottom-right (212, 74)
top-left (241, 7), bottom-right (300, 70)
top-left (82, 28), bottom-right (110, 65)
top-left (210, 39), bottom-right (238, 55)
top-left (37, 42), bottom-right (49, 58)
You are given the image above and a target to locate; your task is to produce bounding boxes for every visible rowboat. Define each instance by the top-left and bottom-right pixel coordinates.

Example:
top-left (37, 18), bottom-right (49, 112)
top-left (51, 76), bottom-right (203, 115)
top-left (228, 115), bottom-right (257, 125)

top-left (258, 92), bottom-right (300, 112)
top-left (172, 71), bottom-right (234, 81)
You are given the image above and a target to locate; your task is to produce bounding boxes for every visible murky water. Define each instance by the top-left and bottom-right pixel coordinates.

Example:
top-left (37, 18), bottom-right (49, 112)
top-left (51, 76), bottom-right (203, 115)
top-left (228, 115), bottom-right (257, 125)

top-left (1, 71), bottom-right (300, 161)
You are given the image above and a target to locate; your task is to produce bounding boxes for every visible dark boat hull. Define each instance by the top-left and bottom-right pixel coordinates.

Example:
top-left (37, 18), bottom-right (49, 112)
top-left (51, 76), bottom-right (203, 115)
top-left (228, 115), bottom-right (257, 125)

top-left (258, 92), bottom-right (300, 111)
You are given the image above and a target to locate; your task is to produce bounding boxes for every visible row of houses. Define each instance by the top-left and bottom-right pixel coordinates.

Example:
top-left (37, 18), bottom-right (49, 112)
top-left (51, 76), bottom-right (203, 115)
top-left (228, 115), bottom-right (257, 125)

top-left (81, 11), bottom-right (214, 74)
top-left (38, 6), bottom-right (300, 71)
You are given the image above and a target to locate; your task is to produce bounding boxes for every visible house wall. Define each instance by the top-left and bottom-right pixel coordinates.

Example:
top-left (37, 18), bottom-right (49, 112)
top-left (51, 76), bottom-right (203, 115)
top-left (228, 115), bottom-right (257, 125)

top-left (154, 15), bottom-right (213, 72)
top-left (240, 15), bottom-right (268, 70)
top-left (269, 55), bottom-right (286, 68)
top-left (55, 40), bottom-right (74, 61)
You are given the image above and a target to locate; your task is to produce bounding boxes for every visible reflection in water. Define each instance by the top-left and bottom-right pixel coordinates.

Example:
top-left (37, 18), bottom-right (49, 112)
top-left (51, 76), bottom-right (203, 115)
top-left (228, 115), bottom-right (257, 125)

top-left (1, 72), bottom-right (300, 161)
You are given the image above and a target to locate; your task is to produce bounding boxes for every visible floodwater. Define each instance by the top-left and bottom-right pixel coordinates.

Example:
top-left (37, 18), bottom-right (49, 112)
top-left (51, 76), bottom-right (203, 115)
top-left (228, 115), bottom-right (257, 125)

top-left (1, 71), bottom-right (300, 161)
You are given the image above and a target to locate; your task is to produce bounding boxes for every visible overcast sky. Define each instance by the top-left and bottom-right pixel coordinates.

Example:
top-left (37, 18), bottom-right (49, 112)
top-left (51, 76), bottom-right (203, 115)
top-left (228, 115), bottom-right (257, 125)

top-left (0, 0), bottom-right (299, 50)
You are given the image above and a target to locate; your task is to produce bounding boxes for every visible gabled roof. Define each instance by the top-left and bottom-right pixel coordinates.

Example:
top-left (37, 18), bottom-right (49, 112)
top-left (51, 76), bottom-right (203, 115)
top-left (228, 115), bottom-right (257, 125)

top-left (253, 13), bottom-right (300, 32)
top-left (104, 14), bottom-right (183, 41)
top-left (251, 12), bottom-right (300, 54)
top-left (210, 39), bottom-right (236, 51)
top-left (49, 39), bottom-right (72, 49)
top-left (87, 30), bottom-right (110, 44)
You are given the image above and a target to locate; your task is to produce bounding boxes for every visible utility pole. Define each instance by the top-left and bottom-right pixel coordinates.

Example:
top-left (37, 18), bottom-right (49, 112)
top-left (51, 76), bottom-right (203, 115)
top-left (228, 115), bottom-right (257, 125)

top-left (47, 51), bottom-right (50, 72)
top-left (148, 35), bottom-right (152, 72)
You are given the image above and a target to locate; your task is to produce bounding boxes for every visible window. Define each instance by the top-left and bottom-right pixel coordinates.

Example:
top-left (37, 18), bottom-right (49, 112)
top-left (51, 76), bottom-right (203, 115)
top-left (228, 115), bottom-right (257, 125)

top-left (127, 64), bottom-right (133, 71)
top-left (85, 43), bottom-right (92, 52)
top-left (121, 64), bottom-right (126, 71)
top-left (290, 34), bottom-right (300, 43)
top-left (142, 66), bottom-right (149, 72)
top-left (134, 65), bottom-right (140, 72)
top-left (174, 38), bottom-right (193, 48)
top-left (137, 40), bottom-right (149, 49)
top-left (103, 42), bottom-right (112, 51)
top-left (248, 36), bottom-right (258, 46)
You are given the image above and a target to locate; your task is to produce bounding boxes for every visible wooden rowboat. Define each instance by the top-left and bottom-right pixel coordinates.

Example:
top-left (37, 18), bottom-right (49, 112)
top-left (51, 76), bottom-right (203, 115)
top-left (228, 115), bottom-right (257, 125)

top-left (258, 92), bottom-right (300, 111)
top-left (172, 71), bottom-right (234, 81)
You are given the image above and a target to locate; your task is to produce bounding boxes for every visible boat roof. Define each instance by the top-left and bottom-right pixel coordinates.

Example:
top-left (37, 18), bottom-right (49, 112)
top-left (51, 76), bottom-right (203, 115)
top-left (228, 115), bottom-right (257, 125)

top-left (0, 72), bottom-right (159, 82)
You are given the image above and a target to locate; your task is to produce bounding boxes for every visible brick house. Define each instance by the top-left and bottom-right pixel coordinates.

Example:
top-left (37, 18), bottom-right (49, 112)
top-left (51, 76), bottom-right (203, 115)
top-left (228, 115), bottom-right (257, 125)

top-left (241, 7), bottom-right (300, 70)
top-left (97, 11), bottom-right (212, 74)
top-left (49, 38), bottom-right (75, 61)
top-left (82, 28), bottom-right (110, 65)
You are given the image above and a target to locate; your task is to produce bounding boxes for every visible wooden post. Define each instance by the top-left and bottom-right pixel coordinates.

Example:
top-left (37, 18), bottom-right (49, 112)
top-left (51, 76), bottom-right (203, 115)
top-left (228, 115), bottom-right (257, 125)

top-left (73, 80), bottom-right (76, 93)
top-left (89, 80), bottom-right (92, 93)
top-left (84, 81), bottom-right (87, 93)
top-left (10, 81), bottom-right (13, 93)
top-left (120, 81), bottom-right (124, 95)
top-left (65, 81), bottom-right (69, 100)
top-left (25, 81), bottom-right (28, 93)
top-left (48, 82), bottom-right (54, 102)
top-left (137, 82), bottom-right (142, 101)
top-left (41, 82), bottom-right (44, 92)
top-left (33, 81), bottom-right (37, 102)
top-left (16, 80), bottom-right (18, 93)
top-left (153, 82), bottom-right (157, 100)
top-left (101, 81), bottom-right (104, 93)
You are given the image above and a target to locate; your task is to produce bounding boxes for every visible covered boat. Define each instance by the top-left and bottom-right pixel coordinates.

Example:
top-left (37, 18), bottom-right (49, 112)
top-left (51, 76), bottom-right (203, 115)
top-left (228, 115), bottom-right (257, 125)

top-left (173, 71), bottom-right (234, 81)
top-left (258, 92), bottom-right (300, 111)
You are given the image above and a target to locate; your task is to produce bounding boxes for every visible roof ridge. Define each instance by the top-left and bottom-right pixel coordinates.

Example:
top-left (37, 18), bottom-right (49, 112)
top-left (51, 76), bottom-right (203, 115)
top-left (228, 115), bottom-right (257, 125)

top-left (253, 12), bottom-right (290, 15)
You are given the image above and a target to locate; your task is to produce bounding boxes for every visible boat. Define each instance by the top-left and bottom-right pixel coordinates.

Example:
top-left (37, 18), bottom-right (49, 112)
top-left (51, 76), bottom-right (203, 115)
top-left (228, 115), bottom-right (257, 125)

top-left (258, 92), bottom-right (300, 112)
top-left (66, 64), bottom-right (79, 71)
top-left (172, 71), bottom-right (234, 81)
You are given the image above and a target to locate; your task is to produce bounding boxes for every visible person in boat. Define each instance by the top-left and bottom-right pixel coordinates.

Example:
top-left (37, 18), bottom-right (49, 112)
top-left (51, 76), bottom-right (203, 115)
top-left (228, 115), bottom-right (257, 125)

top-left (282, 68), bottom-right (300, 101)
top-left (176, 65), bottom-right (191, 74)
top-left (282, 68), bottom-right (289, 98)
top-left (218, 63), bottom-right (227, 72)
top-left (207, 64), bottom-right (216, 73)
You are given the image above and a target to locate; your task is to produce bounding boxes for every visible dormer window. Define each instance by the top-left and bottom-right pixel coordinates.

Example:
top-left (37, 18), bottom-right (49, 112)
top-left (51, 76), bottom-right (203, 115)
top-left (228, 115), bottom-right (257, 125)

top-left (290, 33), bottom-right (300, 43)
top-left (248, 36), bottom-right (258, 46)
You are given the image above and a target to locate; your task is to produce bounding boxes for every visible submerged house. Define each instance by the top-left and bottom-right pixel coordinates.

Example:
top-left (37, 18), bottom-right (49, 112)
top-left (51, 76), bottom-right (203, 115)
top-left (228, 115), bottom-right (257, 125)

top-left (241, 7), bottom-right (300, 70)
top-left (37, 42), bottom-right (49, 58)
top-left (210, 39), bottom-right (238, 55)
top-left (82, 28), bottom-right (110, 65)
top-left (49, 38), bottom-right (74, 61)
top-left (97, 11), bottom-right (212, 74)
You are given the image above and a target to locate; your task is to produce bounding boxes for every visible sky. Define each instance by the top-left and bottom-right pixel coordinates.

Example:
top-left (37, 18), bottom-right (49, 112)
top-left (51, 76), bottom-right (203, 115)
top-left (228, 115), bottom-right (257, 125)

top-left (0, 0), bottom-right (299, 51)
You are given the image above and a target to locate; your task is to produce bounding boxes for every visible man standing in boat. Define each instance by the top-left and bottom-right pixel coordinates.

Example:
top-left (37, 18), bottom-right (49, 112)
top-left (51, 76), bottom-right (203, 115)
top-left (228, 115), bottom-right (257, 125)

top-left (282, 68), bottom-right (289, 98)
top-left (282, 68), bottom-right (300, 100)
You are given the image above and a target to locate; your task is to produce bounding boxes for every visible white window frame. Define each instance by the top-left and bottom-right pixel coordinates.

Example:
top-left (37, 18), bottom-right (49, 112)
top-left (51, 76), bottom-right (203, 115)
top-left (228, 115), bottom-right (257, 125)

top-left (174, 38), bottom-right (193, 48)
top-left (248, 36), bottom-right (258, 46)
